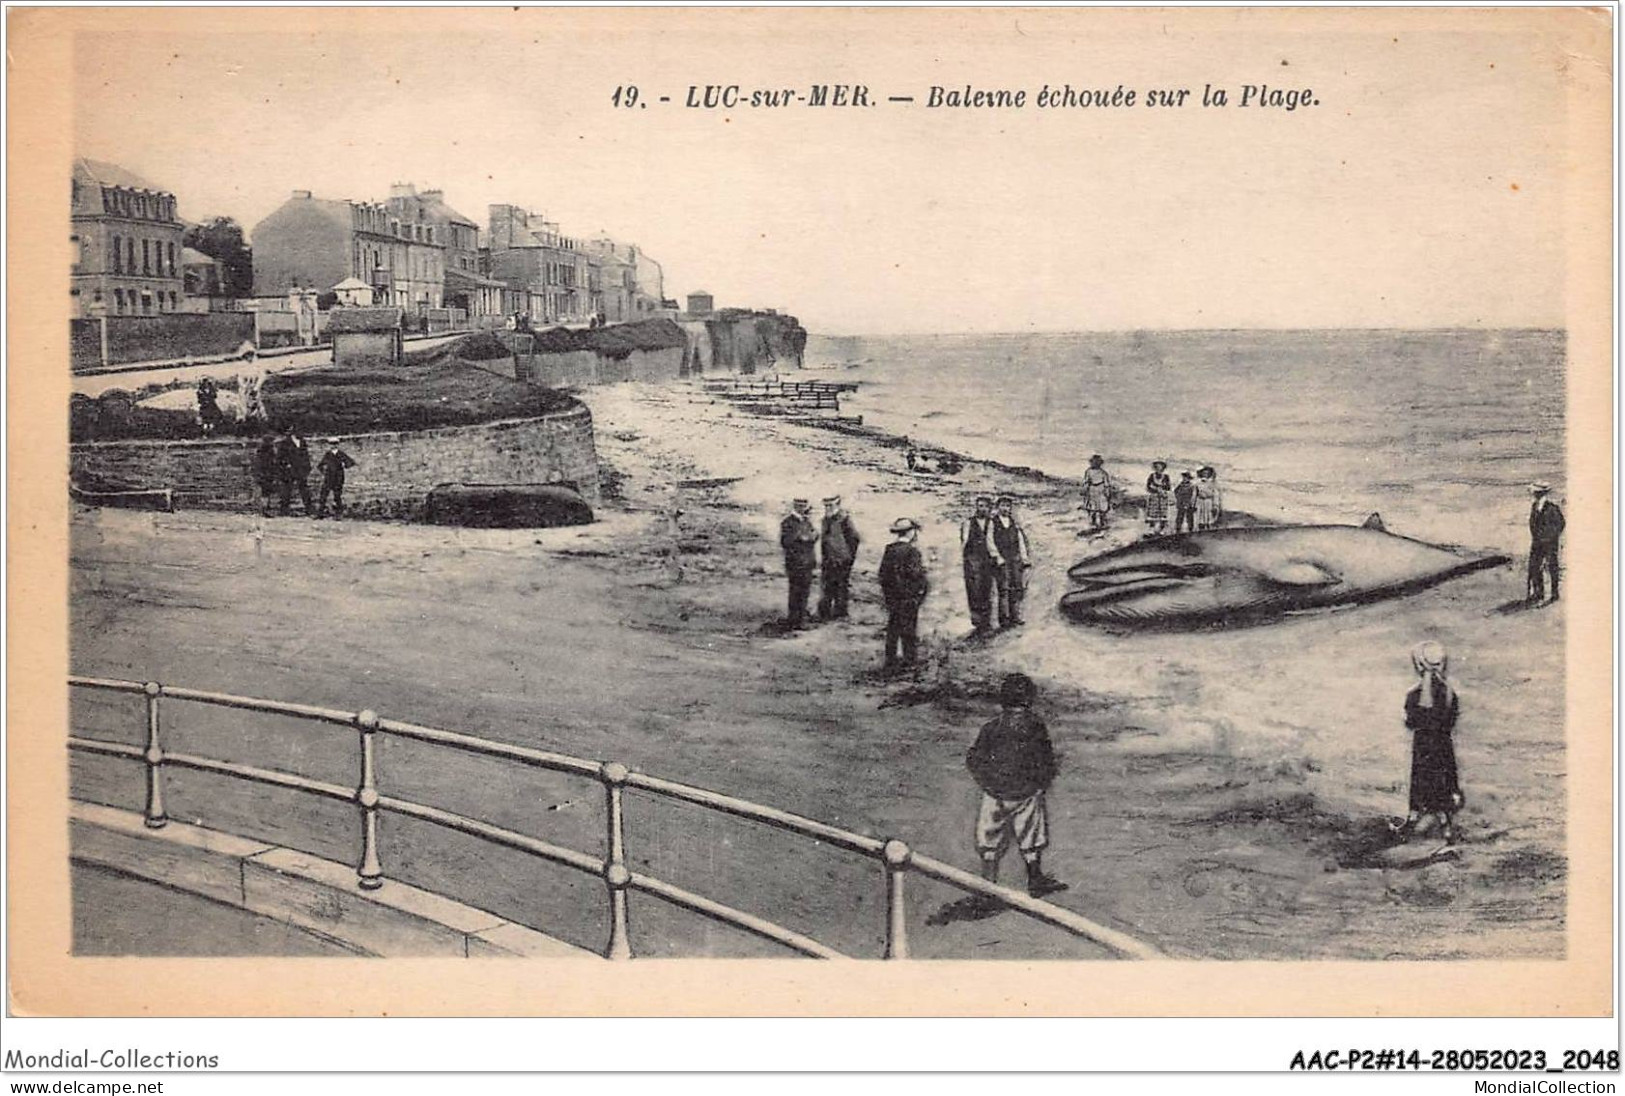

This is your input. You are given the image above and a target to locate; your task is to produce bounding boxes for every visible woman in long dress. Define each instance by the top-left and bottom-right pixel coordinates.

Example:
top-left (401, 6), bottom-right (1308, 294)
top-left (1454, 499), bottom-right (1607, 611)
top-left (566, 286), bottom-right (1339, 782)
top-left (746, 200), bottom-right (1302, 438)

top-left (1194, 466), bottom-right (1223, 530)
top-left (1082, 454), bottom-right (1113, 530)
top-left (1399, 641), bottom-right (1464, 843)
top-left (1144, 461), bottom-right (1172, 535)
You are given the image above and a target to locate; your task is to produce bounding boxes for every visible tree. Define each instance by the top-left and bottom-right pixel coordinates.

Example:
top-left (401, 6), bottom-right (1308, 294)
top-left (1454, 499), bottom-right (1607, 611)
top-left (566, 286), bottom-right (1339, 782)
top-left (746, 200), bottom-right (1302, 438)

top-left (183, 216), bottom-right (253, 298)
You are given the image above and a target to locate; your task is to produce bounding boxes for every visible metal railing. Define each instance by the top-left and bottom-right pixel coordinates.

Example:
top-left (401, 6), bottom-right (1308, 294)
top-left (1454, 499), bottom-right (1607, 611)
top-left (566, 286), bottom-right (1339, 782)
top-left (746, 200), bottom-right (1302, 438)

top-left (68, 676), bottom-right (1162, 961)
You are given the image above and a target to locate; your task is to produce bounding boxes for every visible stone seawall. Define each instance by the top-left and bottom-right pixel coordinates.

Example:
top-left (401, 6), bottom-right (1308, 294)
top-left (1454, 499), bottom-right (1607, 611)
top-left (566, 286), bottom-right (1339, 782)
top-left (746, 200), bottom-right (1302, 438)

top-left (70, 405), bottom-right (600, 518)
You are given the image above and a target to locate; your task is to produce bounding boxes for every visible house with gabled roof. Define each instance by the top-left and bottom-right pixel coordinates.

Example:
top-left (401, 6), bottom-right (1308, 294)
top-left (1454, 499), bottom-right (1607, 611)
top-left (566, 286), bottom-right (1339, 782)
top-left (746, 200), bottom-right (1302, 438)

top-left (251, 189), bottom-right (443, 317)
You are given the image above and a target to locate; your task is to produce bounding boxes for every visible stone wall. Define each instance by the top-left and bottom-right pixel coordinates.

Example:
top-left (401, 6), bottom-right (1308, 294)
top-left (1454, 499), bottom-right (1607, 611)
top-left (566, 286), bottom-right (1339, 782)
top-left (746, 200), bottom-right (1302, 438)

top-left (71, 313), bottom-right (257, 372)
top-left (70, 405), bottom-right (600, 518)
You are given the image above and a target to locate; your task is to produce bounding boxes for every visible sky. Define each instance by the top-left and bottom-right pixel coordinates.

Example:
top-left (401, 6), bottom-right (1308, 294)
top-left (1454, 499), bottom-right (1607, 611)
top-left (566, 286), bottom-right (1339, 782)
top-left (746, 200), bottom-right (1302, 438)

top-left (69, 8), bottom-right (1586, 334)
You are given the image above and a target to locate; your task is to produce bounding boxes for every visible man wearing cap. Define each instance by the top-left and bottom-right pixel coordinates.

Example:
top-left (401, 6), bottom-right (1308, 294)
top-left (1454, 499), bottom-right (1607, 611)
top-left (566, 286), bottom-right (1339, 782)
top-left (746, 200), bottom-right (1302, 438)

top-left (966, 672), bottom-right (1067, 899)
top-left (316, 437), bottom-right (358, 519)
top-left (1527, 482), bottom-right (1565, 603)
top-left (1173, 471), bottom-right (1197, 534)
top-left (818, 495), bottom-right (861, 621)
top-left (780, 498), bottom-right (819, 629)
top-left (991, 496), bottom-right (1032, 629)
top-left (961, 496), bottom-right (1000, 637)
top-left (878, 518), bottom-right (929, 671)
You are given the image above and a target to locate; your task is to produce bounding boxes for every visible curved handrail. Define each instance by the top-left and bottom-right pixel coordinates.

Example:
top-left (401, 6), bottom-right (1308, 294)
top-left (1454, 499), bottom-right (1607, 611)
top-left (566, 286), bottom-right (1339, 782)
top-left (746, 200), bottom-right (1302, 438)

top-left (623, 771), bottom-right (888, 857)
top-left (68, 675), bottom-right (1163, 960)
top-left (376, 716), bottom-right (602, 778)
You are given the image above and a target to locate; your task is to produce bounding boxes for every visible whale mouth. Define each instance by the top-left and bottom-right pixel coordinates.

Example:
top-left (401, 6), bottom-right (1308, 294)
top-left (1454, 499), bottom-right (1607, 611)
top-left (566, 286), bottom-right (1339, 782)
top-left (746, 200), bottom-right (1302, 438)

top-left (1065, 562), bottom-right (1217, 587)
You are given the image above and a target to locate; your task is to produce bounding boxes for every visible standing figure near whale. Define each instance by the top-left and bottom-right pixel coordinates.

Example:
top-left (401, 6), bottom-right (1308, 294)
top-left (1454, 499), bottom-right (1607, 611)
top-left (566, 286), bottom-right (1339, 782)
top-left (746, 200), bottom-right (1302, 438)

top-left (1527, 482), bottom-right (1565, 604)
top-left (1397, 641), bottom-right (1463, 844)
top-left (1081, 455), bottom-right (1114, 531)
top-left (1194, 466), bottom-right (1223, 531)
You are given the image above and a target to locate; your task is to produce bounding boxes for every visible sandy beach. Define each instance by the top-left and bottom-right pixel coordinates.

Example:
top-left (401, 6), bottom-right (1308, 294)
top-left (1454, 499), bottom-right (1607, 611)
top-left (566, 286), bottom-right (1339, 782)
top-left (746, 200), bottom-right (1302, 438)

top-left (70, 378), bottom-right (1566, 960)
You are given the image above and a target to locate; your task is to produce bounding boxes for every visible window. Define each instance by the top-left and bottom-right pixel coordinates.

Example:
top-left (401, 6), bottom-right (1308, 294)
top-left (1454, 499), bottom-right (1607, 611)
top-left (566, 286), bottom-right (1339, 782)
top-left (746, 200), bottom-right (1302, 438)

top-left (114, 289), bottom-right (125, 314)
top-left (142, 240), bottom-right (151, 274)
top-left (141, 292), bottom-right (153, 315)
top-left (169, 292), bottom-right (178, 311)
top-left (111, 235), bottom-right (122, 274)
top-left (127, 239), bottom-right (136, 273)
top-left (167, 242), bottom-right (176, 276)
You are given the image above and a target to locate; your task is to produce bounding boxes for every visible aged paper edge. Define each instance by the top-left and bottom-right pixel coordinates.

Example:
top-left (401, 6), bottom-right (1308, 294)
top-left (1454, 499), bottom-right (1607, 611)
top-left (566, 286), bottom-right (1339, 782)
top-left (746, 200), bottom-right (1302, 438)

top-left (5, 5), bottom-right (1613, 1018)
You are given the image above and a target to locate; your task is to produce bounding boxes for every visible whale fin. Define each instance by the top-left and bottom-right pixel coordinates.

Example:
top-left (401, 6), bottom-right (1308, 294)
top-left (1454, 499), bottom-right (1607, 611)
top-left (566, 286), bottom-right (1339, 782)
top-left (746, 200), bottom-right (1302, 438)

top-left (1262, 559), bottom-right (1342, 587)
top-left (1362, 512), bottom-right (1386, 532)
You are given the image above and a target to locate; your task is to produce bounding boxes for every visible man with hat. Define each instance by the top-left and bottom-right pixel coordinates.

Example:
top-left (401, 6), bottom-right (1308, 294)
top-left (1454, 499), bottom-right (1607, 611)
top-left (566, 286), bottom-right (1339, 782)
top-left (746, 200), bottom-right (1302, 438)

top-left (780, 497), bottom-right (819, 629)
top-left (818, 495), bottom-right (861, 621)
top-left (961, 496), bottom-right (1000, 637)
top-left (1173, 470), bottom-right (1198, 534)
top-left (991, 495), bottom-right (1032, 629)
top-left (878, 518), bottom-right (929, 671)
top-left (1527, 482), bottom-right (1565, 603)
top-left (316, 436), bottom-right (358, 519)
top-left (274, 422), bottom-right (315, 516)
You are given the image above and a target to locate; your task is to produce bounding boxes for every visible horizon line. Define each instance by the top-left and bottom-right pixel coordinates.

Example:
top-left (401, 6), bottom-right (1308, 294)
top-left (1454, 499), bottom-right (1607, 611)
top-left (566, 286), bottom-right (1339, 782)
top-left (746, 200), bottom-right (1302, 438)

top-left (804, 324), bottom-right (1566, 339)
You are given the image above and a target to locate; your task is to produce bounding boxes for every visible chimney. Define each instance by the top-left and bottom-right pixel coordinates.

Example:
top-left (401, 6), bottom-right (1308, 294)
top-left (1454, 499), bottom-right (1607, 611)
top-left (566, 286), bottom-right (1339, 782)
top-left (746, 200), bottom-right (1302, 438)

top-left (422, 189), bottom-right (443, 201)
top-left (292, 189), bottom-right (312, 199)
top-left (389, 183), bottom-right (417, 199)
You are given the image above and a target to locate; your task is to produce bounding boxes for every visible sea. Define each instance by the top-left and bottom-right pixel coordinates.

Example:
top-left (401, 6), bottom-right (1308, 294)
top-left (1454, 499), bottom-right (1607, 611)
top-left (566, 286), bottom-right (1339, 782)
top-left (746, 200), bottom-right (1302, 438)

top-left (807, 328), bottom-right (1565, 556)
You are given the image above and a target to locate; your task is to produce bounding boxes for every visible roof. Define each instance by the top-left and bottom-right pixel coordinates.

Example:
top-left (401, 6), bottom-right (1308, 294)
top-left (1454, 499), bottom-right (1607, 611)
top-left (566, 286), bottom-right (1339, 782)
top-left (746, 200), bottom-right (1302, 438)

top-left (331, 277), bottom-right (372, 291)
top-left (328, 307), bottom-right (403, 333)
top-left (418, 192), bottom-right (479, 231)
top-left (74, 157), bottom-right (168, 194)
top-left (444, 268), bottom-right (506, 290)
top-left (180, 247), bottom-right (219, 266)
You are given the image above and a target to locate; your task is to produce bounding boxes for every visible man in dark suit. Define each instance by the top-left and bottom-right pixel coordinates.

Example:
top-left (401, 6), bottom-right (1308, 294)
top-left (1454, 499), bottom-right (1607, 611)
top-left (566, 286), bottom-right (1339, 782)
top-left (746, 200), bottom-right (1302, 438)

top-left (779, 497), bottom-right (818, 629)
top-left (817, 495), bottom-right (861, 621)
top-left (275, 424), bottom-right (315, 516)
top-left (1527, 481), bottom-right (1565, 603)
top-left (878, 518), bottom-right (929, 671)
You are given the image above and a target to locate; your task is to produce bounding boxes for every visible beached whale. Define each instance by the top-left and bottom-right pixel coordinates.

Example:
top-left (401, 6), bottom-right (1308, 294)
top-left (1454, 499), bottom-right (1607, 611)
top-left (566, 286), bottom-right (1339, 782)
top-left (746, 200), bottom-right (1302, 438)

top-left (1060, 515), bottom-right (1509, 628)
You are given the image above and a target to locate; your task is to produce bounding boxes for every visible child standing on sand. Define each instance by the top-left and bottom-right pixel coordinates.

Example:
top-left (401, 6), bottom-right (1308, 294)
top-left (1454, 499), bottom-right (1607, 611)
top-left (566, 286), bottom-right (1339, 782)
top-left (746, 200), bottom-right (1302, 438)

top-left (966, 673), bottom-right (1068, 900)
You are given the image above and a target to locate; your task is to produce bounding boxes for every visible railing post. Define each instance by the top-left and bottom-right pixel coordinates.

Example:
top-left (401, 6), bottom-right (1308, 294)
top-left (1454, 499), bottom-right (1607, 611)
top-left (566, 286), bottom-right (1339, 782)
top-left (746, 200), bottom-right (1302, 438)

top-left (600, 761), bottom-right (633, 960)
top-left (141, 682), bottom-right (167, 829)
top-left (882, 839), bottom-right (911, 960)
top-left (355, 709), bottom-right (383, 890)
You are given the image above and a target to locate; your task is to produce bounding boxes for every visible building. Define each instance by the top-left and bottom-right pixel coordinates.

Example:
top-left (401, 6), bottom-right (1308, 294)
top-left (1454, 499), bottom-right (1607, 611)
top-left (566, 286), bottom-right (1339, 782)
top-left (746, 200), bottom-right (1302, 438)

top-left (395, 186), bottom-right (506, 325)
top-left (330, 306), bottom-right (404, 368)
top-left (251, 189), bottom-right (444, 316)
top-left (685, 290), bottom-right (714, 316)
top-left (71, 157), bottom-right (186, 317)
top-left (629, 245), bottom-right (665, 316)
top-left (582, 237), bottom-right (635, 324)
top-left (486, 204), bottom-right (597, 325)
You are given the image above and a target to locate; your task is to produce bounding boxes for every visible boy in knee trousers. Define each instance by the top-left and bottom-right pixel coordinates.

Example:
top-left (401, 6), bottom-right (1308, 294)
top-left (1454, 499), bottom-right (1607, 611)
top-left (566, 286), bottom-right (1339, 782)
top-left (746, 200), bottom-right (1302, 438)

top-left (966, 672), bottom-right (1067, 899)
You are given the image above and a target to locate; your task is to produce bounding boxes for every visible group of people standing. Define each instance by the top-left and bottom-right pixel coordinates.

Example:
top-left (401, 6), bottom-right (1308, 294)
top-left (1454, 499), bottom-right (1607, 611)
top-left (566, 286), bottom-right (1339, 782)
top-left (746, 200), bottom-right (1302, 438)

top-left (253, 426), bottom-right (357, 519)
top-left (778, 496), bottom-right (862, 629)
top-left (1080, 455), bottom-right (1224, 536)
top-left (779, 493), bottom-right (1033, 674)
